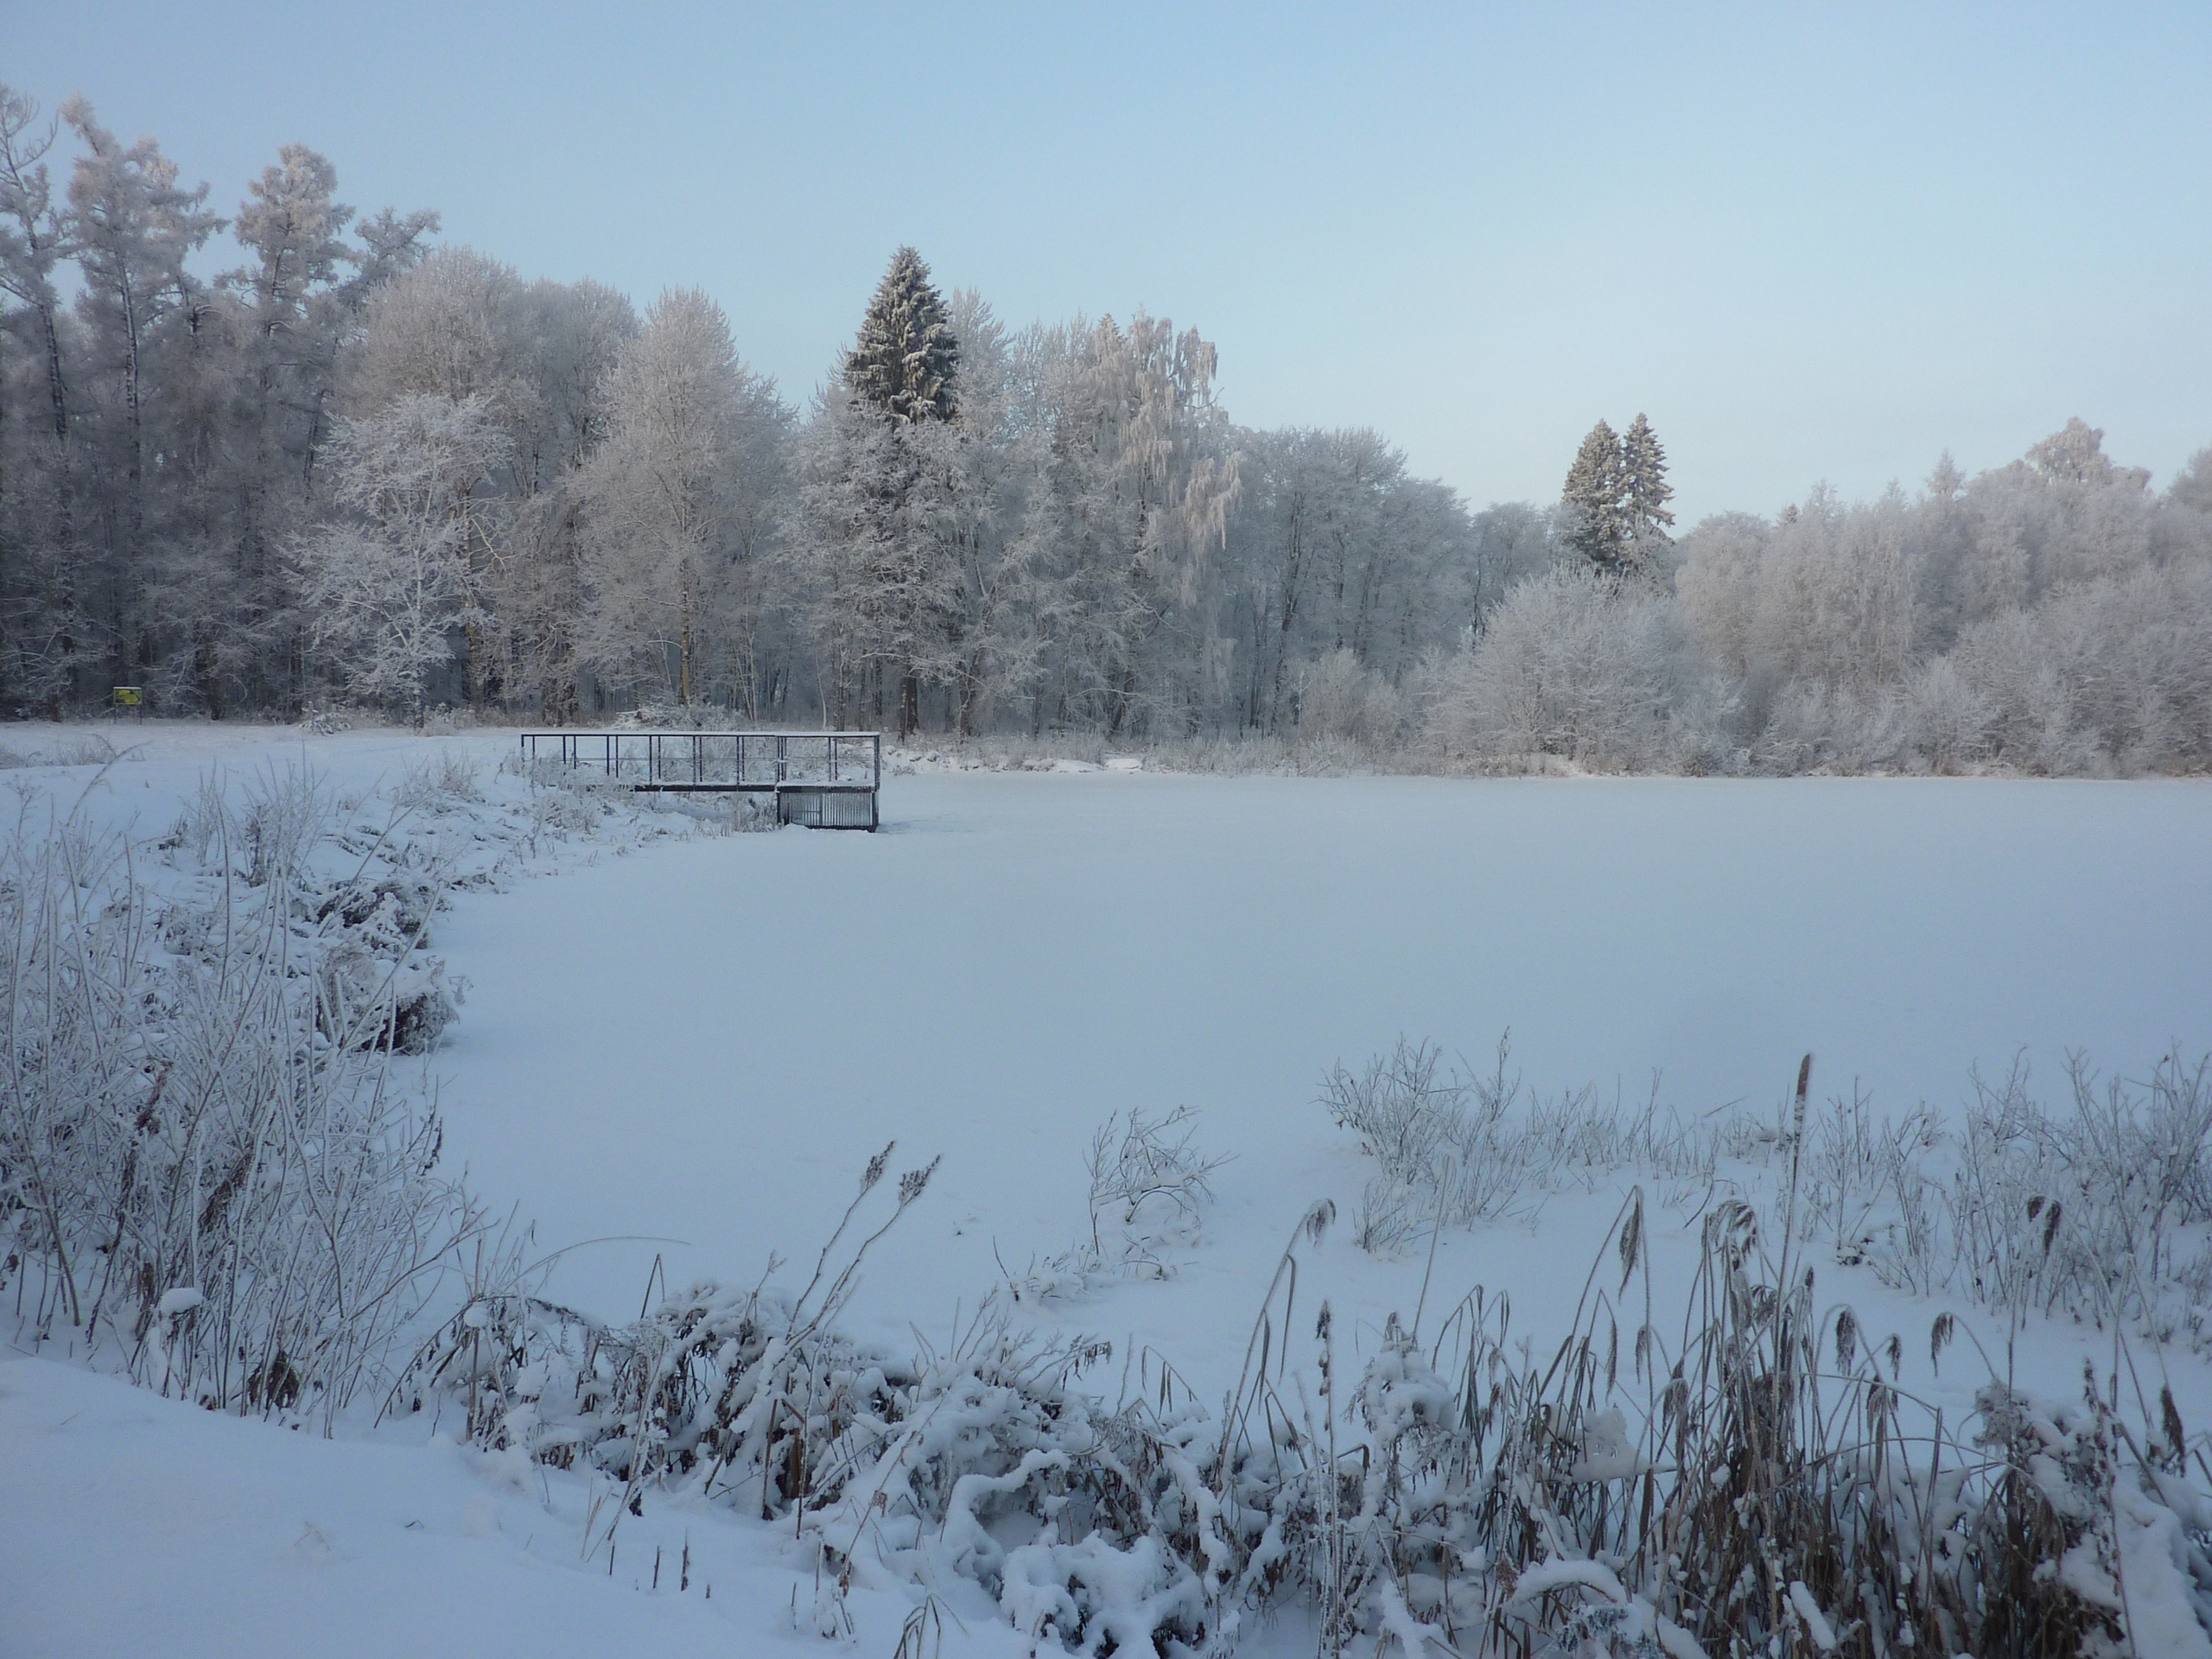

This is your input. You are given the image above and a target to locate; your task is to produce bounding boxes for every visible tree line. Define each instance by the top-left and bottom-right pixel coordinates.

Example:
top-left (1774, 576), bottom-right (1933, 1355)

top-left (3, 90), bottom-right (2207, 771)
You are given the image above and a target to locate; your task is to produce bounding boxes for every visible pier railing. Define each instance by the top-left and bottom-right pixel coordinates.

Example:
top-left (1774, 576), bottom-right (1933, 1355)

top-left (518, 731), bottom-right (880, 829)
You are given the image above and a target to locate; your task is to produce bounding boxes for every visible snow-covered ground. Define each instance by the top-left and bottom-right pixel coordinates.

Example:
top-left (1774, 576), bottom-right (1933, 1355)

top-left (5, 722), bottom-right (2211, 1656)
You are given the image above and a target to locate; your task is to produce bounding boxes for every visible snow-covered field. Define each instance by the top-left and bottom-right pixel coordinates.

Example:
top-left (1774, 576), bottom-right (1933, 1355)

top-left (5, 722), bottom-right (2211, 1656)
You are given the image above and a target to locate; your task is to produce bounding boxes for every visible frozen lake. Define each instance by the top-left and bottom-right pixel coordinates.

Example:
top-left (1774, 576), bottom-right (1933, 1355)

top-left (436, 769), bottom-right (2212, 1370)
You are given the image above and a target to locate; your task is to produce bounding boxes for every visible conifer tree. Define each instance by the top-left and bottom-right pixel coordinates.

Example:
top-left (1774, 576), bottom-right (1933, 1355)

top-left (804, 249), bottom-right (964, 736)
top-left (1561, 418), bottom-right (1626, 572)
top-left (842, 245), bottom-right (957, 423)
top-left (1620, 412), bottom-right (1675, 560)
top-left (1562, 415), bottom-right (1674, 577)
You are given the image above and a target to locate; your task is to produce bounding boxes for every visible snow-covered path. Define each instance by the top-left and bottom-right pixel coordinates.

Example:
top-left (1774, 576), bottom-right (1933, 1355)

top-left (435, 771), bottom-right (2212, 1378)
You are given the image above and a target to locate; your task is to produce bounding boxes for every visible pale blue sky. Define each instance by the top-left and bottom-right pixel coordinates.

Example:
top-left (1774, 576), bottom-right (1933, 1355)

top-left (10, 1), bottom-right (2209, 521)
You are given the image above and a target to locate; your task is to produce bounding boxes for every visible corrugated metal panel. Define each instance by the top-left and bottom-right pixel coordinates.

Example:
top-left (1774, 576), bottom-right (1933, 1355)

top-left (778, 788), bottom-right (877, 830)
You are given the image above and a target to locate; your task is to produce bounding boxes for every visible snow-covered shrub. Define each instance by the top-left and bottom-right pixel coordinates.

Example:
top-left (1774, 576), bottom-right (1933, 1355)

top-left (1325, 1037), bottom-right (1722, 1250)
top-left (0, 804), bottom-right (485, 1422)
top-left (1005, 1107), bottom-right (1229, 1303)
top-left (295, 701), bottom-right (355, 735)
top-left (1807, 1052), bottom-right (2212, 1351)
top-left (1298, 648), bottom-right (1408, 747)
top-left (0, 732), bottom-right (126, 769)
top-left (1745, 677), bottom-right (1909, 773)
top-left (1425, 567), bottom-right (1701, 770)
top-left (393, 745), bottom-right (484, 810)
top-left (503, 761), bottom-right (613, 851)
top-left (1084, 1105), bottom-right (1228, 1262)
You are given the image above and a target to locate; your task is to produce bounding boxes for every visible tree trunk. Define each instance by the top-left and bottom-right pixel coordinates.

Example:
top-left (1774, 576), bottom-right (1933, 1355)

top-left (677, 564), bottom-right (694, 705)
top-left (899, 667), bottom-right (919, 739)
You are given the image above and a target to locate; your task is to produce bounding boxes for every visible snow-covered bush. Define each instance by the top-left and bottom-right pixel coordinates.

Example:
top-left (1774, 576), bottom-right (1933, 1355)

top-left (1425, 567), bottom-right (1704, 770)
top-left (1004, 1107), bottom-right (1230, 1304)
top-left (0, 794), bottom-right (484, 1422)
top-left (0, 732), bottom-right (128, 769)
top-left (1083, 1105), bottom-right (1228, 1261)
top-left (1849, 1053), bottom-right (2212, 1350)
top-left (1299, 648), bottom-right (1409, 747)
top-left (1901, 652), bottom-right (1999, 772)
top-left (1746, 677), bottom-right (1909, 774)
top-left (393, 745), bottom-right (485, 810)
top-left (1325, 1037), bottom-right (1722, 1251)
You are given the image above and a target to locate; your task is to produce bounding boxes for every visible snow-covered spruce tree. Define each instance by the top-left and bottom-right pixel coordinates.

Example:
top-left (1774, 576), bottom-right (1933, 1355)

top-left (1560, 415), bottom-right (1672, 580)
top-left (795, 248), bottom-right (962, 736)
top-left (845, 245), bottom-right (958, 425)
top-left (1619, 411), bottom-right (1675, 562)
top-left (1560, 417), bottom-right (1628, 574)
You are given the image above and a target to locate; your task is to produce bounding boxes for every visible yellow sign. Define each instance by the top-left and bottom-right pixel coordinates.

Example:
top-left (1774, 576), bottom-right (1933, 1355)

top-left (111, 686), bottom-right (142, 706)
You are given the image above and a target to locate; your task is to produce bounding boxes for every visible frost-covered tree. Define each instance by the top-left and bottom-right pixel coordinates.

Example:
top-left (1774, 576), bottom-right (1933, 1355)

top-left (794, 248), bottom-right (963, 734)
top-left (166, 144), bottom-right (362, 710)
top-left (910, 289), bottom-right (1027, 734)
top-left (1003, 313), bottom-right (1237, 736)
top-left (844, 245), bottom-right (957, 425)
top-left (1220, 427), bottom-right (1478, 734)
top-left (60, 98), bottom-right (221, 683)
top-left (0, 92), bottom-right (435, 715)
top-left (295, 393), bottom-right (509, 722)
top-left (1560, 415), bottom-right (1671, 578)
top-left (1560, 419), bottom-right (1627, 573)
top-left (1464, 501), bottom-right (1557, 626)
top-left (1620, 413), bottom-right (1675, 556)
top-left (575, 288), bottom-right (787, 708)
top-left (0, 86), bottom-right (79, 706)
top-left (494, 276), bottom-right (637, 720)
top-left (1426, 564), bottom-right (1694, 766)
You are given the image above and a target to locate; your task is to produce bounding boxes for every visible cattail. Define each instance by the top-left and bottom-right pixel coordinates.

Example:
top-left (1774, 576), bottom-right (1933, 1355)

top-left (1618, 1190), bottom-right (1643, 1292)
